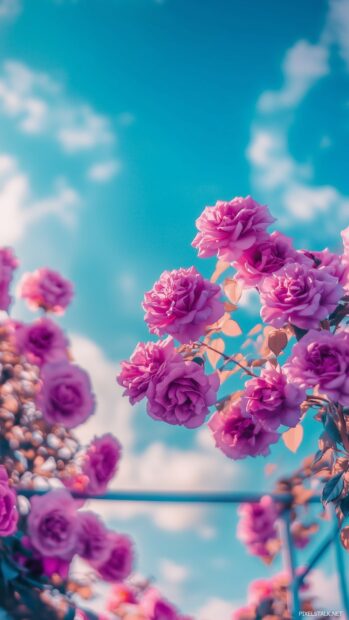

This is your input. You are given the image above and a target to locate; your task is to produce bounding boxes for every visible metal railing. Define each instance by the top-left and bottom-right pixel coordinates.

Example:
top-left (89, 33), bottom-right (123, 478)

top-left (18, 489), bottom-right (349, 618)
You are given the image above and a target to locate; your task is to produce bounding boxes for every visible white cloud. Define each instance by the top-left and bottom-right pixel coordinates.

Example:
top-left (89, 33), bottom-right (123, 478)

top-left (0, 0), bottom-right (21, 20)
top-left (197, 597), bottom-right (234, 620)
top-left (0, 60), bottom-right (115, 153)
top-left (87, 159), bottom-right (121, 182)
top-left (0, 152), bottom-right (80, 246)
top-left (71, 334), bottom-right (242, 533)
top-left (258, 40), bottom-right (329, 113)
top-left (160, 559), bottom-right (189, 585)
top-left (308, 569), bottom-right (341, 609)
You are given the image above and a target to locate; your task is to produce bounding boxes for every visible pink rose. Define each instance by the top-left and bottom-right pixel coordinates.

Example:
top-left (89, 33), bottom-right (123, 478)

top-left (140, 588), bottom-right (178, 620)
top-left (241, 364), bottom-right (306, 430)
top-left (107, 583), bottom-right (137, 612)
top-left (192, 196), bottom-right (275, 261)
top-left (117, 337), bottom-right (181, 405)
top-left (42, 556), bottom-right (70, 579)
top-left (37, 361), bottom-right (95, 428)
top-left (77, 511), bottom-right (110, 564)
top-left (304, 248), bottom-right (349, 290)
top-left (285, 329), bottom-right (349, 406)
top-left (260, 263), bottom-right (343, 330)
top-left (15, 317), bottom-right (69, 366)
top-left (95, 532), bottom-right (133, 582)
top-left (0, 466), bottom-right (18, 536)
top-left (0, 247), bottom-right (18, 312)
top-left (143, 266), bottom-right (224, 342)
top-left (233, 232), bottom-right (310, 287)
top-left (19, 267), bottom-right (74, 313)
top-left (146, 357), bottom-right (219, 428)
top-left (83, 434), bottom-right (121, 494)
top-left (208, 404), bottom-right (279, 459)
top-left (237, 496), bottom-right (279, 561)
top-left (28, 489), bottom-right (79, 559)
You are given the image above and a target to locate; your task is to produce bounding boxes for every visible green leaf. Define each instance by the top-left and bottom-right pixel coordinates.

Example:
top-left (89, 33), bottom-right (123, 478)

top-left (322, 473), bottom-right (344, 505)
top-left (0, 558), bottom-right (19, 584)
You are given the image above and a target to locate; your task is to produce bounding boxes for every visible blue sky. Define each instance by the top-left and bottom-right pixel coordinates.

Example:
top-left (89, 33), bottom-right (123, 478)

top-left (1, 0), bottom-right (349, 617)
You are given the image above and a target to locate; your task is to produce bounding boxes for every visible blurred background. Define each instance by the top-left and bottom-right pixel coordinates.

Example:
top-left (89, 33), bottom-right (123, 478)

top-left (1, 0), bottom-right (349, 616)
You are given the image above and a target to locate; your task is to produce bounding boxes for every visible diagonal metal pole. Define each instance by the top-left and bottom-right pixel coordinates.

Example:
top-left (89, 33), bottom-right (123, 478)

top-left (280, 508), bottom-right (300, 617)
top-left (331, 506), bottom-right (349, 619)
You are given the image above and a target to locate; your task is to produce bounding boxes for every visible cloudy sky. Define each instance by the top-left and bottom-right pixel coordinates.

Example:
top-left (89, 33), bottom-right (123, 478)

top-left (1, 0), bottom-right (349, 617)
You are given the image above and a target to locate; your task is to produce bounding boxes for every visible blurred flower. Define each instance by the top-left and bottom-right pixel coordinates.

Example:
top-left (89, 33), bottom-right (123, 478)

top-left (94, 532), bottom-right (133, 582)
top-left (192, 196), bottom-right (275, 262)
top-left (19, 268), bottom-right (74, 314)
top-left (286, 329), bottom-right (349, 406)
top-left (237, 496), bottom-right (279, 561)
top-left (143, 266), bottom-right (224, 342)
top-left (117, 337), bottom-right (180, 405)
top-left (106, 583), bottom-right (137, 612)
top-left (0, 248), bottom-right (18, 312)
top-left (83, 434), bottom-right (121, 494)
top-left (37, 360), bottom-right (95, 428)
top-left (0, 465), bottom-right (18, 536)
top-left (28, 488), bottom-right (79, 559)
top-left (208, 404), bottom-right (279, 459)
top-left (260, 263), bottom-right (343, 329)
top-left (15, 317), bottom-right (69, 367)
top-left (146, 357), bottom-right (219, 428)
top-left (139, 588), bottom-right (178, 620)
top-left (77, 511), bottom-right (110, 564)
top-left (241, 364), bottom-right (306, 430)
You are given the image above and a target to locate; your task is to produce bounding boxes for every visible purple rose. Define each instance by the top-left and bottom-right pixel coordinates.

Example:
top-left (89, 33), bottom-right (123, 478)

top-left (208, 404), bottom-right (279, 459)
top-left (140, 588), bottom-right (178, 620)
top-left (146, 357), bottom-right (219, 428)
top-left (19, 267), bottom-right (74, 314)
top-left (117, 337), bottom-right (181, 405)
top-left (233, 232), bottom-right (311, 287)
top-left (241, 364), bottom-right (306, 430)
top-left (95, 532), bottom-right (133, 582)
top-left (260, 263), bottom-right (343, 330)
top-left (77, 511), bottom-right (110, 564)
top-left (0, 466), bottom-right (18, 536)
top-left (83, 434), bottom-right (121, 494)
top-left (237, 496), bottom-right (279, 561)
top-left (285, 329), bottom-right (349, 406)
top-left (15, 317), bottom-right (69, 366)
top-left (37, 361), bottom-right (95, 428)
top-left (0, 247), bottom-right (18, 312)
top-left (143, 266), bottom-right (224, 342)
top-left (192, 196), bottom-right (275, 262)
top-left (303, 248), bottom-right (349, 291)
top-left (28, 489), bottom-right (79, 559)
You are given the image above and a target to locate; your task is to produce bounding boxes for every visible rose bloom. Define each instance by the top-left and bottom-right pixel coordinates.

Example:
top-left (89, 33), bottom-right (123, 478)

top-left (15, 317), bottom-right (69, 366)
top-left (233, 231), bottom-right (311, 287)
top-left (95, 532), bottom-right (133, 582)
top-left (37, 360), bottom-right (95, 428)
top-left (286, 329), bottom-right (349, 406)
top-left (0, 466), bottom-right (18, 536)
top-left (139, 588), bottom-right (178, 620)
top-left (192, 196), bottom-right (275, 262)
top-left (117, 337), bottom-right (181, 405)
top-left (260, 263), bottom-right (343, 330)
top-left (143, 266), bottom-right (224, 343)
top-left (28, 489), bottom-right (79, 559)
top-left (146, 357), bottom-right (219, 428)
top-left (77, 511), bottom-right (110, 564)
top-left (237, 496), bottom-right (279, 561)
top-left (241, 364), bottom-right (306, 430)
top-left (208, 404), bottom-right (279, 459)
top-left (0, 247), bottom-right (18, 312)
top-left (304, 248), bottom-right (349, 290)
top-left (83, 434), bottom-right (121, 494)
top-left (107, 584), bottom-right (137, 613)
top-left (19, 267), bottom-right (74, 313)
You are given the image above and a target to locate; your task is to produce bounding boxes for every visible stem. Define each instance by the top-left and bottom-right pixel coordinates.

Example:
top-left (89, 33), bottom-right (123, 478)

top-left (197, 341), bottom-right (257, 377)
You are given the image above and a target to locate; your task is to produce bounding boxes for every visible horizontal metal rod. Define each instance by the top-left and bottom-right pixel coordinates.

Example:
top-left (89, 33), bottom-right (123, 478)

top-left (17, 489), bottom-right (322, 504)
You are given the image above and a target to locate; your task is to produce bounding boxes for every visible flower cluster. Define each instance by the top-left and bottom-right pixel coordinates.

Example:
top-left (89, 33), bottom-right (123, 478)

top-left (107, 582), bottom-right (193, 620)
top-left (237, 496), bottom-right (280, 562)
top-left (0, 257), bottom-right (132, 619)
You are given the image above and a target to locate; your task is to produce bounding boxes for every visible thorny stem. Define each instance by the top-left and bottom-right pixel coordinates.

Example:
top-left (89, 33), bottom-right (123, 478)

top-left (197, 341), bottom-right (257, 377)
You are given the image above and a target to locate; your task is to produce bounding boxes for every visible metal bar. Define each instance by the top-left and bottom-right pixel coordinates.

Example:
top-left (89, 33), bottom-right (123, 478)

top-left (280, 508), bottom-right (300, 617)
top-left (297, 524), bottom-right (339, 586)
top-left (16, 489), bottom-right (321, 504)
